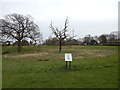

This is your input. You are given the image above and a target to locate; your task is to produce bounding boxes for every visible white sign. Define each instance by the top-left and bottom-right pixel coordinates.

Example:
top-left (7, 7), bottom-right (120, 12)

top-left (65, 53), bottom-right (72, 61)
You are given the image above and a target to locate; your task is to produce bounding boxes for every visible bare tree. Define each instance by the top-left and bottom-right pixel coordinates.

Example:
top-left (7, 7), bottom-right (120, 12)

top-left (0, 13), bottom-right (42, 52)
top-left (49, 17), bottom-right (75, 52)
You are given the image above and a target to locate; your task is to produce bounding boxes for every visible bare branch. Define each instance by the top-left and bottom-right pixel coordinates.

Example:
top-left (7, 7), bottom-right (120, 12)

top-left (49, 17), bottom-right (75, 52)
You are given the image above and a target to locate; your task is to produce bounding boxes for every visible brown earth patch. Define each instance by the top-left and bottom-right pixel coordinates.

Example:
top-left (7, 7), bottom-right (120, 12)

top-left (37, 59), bottom-right (49, 61)
top-left (10, 52), bottom-right (48, 58)
top-left (2, 51), bottom-right (10, 54)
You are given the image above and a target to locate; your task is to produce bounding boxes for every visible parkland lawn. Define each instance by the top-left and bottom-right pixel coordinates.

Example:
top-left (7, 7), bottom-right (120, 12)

top-left (2, 46), bottom-right (119, 88)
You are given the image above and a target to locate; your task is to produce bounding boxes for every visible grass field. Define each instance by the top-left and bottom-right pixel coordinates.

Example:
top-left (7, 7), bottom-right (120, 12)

top-left (2, 45), bottom-right (119, 88)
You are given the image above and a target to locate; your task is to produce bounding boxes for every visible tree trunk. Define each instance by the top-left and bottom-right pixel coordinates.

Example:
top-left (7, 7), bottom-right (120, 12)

top-left (59, 40), bottom-right (62, 52)
top-left (18, 40), bottom-right (21, 52)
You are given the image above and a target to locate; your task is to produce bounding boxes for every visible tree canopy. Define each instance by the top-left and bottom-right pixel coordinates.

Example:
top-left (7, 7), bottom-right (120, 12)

top-left (0, 13), bottom-right (42, 52)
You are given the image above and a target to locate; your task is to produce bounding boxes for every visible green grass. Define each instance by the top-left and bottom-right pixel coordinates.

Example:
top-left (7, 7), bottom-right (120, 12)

top-left (0, 46), bottom-right (2, 89)
top-left (2, 45), bottom-right (118, 88)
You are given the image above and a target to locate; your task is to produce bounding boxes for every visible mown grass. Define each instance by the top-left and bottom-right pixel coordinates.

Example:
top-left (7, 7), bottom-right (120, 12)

top-left (2, 45), bottom-right (118, 88)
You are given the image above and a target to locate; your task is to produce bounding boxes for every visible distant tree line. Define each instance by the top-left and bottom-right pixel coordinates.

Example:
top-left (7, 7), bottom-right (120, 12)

top-left (44, 31), bottom-right (120, 46)
top-left (2, 31), bottom-right (119, 47)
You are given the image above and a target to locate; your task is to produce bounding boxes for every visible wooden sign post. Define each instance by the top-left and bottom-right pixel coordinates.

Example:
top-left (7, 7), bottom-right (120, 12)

top-left (65, 53), bottom-right (72, 68)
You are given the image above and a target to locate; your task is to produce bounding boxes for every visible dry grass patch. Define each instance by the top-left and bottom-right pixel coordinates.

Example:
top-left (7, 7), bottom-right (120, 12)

top-left (9, 52), bottom-right (48, 58)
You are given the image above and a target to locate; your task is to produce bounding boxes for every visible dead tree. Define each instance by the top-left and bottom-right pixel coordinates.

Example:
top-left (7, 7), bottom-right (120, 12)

top-left (0, 13), bottom-right (41, 52)
top-left (49, 17), bottom-right (75, 52)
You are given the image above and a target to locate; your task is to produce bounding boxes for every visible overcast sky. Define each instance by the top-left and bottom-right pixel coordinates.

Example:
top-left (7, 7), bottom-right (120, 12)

top-left (0, 0), bottom-right (119, 39)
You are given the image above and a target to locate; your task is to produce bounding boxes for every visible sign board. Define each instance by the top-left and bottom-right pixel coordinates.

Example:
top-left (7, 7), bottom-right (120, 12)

top-left (65, 53), bottom-right (72, 61)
